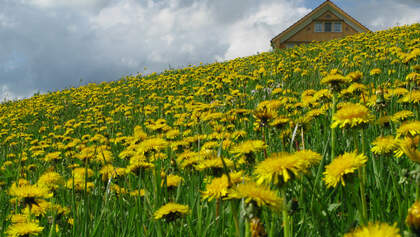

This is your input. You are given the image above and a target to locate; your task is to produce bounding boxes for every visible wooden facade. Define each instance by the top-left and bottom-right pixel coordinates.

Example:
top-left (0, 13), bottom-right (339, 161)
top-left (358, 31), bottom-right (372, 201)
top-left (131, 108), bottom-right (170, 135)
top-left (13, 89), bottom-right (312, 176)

top-left (271, 0), bottom-right (370, 49)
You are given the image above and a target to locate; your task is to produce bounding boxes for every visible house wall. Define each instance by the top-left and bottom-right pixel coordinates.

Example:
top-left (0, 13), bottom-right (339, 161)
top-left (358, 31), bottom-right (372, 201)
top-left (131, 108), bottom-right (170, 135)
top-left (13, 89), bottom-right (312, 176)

top-left (274, 10), bottom-right (359, 49)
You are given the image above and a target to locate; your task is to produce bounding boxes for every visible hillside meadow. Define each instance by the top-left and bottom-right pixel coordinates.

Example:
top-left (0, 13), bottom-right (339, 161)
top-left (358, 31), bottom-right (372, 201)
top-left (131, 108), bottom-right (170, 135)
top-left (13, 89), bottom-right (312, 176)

top-left (0, 23), bottom-right (419, 236)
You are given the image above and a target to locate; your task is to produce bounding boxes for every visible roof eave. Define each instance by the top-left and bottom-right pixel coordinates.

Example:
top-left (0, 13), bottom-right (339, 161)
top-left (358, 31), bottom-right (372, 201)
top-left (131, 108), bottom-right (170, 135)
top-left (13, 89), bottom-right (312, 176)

top-left (271, 1), bottom-right (370, 44)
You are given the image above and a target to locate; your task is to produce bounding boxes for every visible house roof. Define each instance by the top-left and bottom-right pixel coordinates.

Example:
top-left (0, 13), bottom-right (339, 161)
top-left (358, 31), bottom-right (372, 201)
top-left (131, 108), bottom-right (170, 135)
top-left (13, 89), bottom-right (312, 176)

top-left (271, 0), bottom-right (370, 45)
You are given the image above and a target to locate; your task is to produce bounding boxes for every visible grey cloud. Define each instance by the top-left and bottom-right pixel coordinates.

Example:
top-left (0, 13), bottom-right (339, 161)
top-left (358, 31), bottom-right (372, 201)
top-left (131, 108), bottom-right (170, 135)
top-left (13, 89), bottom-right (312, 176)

top-left (0, 0), bottom-right (231, 99)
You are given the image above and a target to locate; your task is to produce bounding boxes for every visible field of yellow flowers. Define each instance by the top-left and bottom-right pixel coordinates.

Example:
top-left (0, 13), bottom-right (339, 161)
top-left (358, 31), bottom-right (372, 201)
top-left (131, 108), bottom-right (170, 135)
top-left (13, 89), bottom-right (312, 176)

top-left (0, 23), bottom-right (419, 237)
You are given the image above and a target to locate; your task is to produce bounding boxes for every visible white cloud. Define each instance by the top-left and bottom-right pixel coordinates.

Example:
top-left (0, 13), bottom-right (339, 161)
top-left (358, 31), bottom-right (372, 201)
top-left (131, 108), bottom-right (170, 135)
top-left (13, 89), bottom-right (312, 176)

top-left (340, 0), bottom-right (420, 31)
top-left (89, 1), bottom-right (145, 29)
top-left (221, 1), bottom-right (311, 60)
top-left (0, 84), bottom-right (37, 102)
top-left (24, 0), bottom-right (111, 10)
top-left (88, 0), bottom-right (223, 69)
top-left (368, 2), bottom-right (420, 30)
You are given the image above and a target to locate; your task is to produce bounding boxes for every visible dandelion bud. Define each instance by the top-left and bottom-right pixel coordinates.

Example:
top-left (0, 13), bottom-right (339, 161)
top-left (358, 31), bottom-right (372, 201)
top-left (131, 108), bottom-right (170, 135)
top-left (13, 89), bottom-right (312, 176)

top-left (406, 201), bottom-right (420, 234)
top-left (375, 89), bottom-right (386, 108)
top-left (250, 217), bottom-right (267, 237)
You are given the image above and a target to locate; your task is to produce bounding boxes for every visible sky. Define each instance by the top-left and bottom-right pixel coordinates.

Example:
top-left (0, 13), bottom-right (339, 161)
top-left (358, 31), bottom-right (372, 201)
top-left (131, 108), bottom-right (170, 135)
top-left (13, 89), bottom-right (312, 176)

top-left (0, 0), bottom-right (419, 101)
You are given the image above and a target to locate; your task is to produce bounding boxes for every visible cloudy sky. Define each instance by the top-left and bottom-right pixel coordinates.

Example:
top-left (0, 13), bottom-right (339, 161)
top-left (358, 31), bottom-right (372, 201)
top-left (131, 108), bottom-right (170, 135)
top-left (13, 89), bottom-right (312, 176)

top-left (1, 0), bottom-right (419, 101)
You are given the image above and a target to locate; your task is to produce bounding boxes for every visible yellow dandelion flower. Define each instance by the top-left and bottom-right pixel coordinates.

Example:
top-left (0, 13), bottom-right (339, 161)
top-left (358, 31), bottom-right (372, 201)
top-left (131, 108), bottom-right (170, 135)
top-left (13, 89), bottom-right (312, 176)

top-left (391, 110), bottom-right (414, 122)
top-left (291, 149), bottom-right (322, 169)
top-left (342, 83), bottom-right (367, 96)
top-left (22, 199), bottom-right (50, 217)
top-left (94, 146), bottom-right (114, 164)
top-left (165, 129), bottom-right (180, 140)
top-left (398, 91), bottom-right (420, 104)
top-left (230, 140), bottom-right (266, 157)
top-left (313, 89), bottom-right (332, 101)
top-left (269, 116), bottom-right (291, 129)
top-left (129, 189), bottom-right (146, 197)
top-left (73, 146), bottom-right (95, 161)
top-left (68, 218), bottom-right (74, 226)
top-left (406, 72), bottom-right (419, 82)
top-left (9, 182), bottom-right (53, 206)
top-left (126, 160), bottom-right (155, 174)
top-left (254, 104), bottom-right (277, 124)
top-left (346, 71), bottom-right (363, 82)
top-left (138, 138), bottom-right (168, 154)
top-left (37, 171), bottom-right (64, 191)
top-left (201, 175), bottom-right (229, 201)
top-left (99, 164), bottom-right (126, 182)
top-left (162, 174), bottom-right (183, 188)
top-left (228, 170), bottom-right (249, 184)
top-left (331, 103), bottom-right (373, 128)
top-left (254, 152), bottom-right (304, 184)
top-left (344, 222), bottom-right (400, 237)
top-left (9, 214), bottom-right (29, 224)
top-left (65, 178), bottom-right (95, 192)
top-left (371, 136), bottom-right (399, 155)
top-left (377, 115), bottom-right (392, 127)
top-left (323, 151), bottom-right (367, 188)
top-left (299, 107), bottom-right (327, 124)
top-left (110, 184), bottom-right (127, 195)
top-left (153, 203), bottom-right (190, 221)
top-left (133, 126), bottom-right (148, 140)
top-left (396, 120), bottom-right (420, 138)
top-left (72, 167), bottom-right (94, 179)
top-left (5, 221), bottom-right (44, 237)
top-left (320, 73), bottom-right (350, 89)
top-left (406, 201), bottom-right (420, 232)
top-left (390, 87), bottom-right (408, 97)
top-left (201, 141), bottom-right (219, 150)
top-left (201, 171), bottom-right (247, 202)
top-left (397, 136), bottom-right (420, 163)
top-left (145, 118), bottom-right (171, 133)
top-left (370, 68), bottom-right (382, 76)
top-left (194, 156), bottom-right (234, 172)
top-left (43, 151), bottom-right (62, 162)
top-left (230, 130), bottom-right (247, 140)
top-left (180, 157), bottom-right (202, 170)
top-left (225, 182), bottom-right (283, 210)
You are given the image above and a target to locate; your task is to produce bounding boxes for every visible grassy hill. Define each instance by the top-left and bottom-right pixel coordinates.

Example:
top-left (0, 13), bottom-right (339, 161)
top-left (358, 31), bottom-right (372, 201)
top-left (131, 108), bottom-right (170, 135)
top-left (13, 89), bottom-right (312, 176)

top-left (0, 23), bottom-right (419, 236)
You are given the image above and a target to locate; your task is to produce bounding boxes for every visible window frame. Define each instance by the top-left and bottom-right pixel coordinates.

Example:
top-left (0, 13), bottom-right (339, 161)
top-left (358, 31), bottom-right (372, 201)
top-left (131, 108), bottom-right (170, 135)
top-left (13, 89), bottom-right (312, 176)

top-left (324, 22), bottom-right (332, 32)
top-left (333, 22), bottom-right (342, 32)
top-left (314, 22), bottom-right (323, 32)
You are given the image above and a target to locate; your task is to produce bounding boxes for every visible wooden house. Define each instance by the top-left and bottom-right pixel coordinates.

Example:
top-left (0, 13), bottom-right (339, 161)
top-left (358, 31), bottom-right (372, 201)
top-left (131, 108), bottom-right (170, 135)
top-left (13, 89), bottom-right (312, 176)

top-left (271, 0), bottom-right (370, 49)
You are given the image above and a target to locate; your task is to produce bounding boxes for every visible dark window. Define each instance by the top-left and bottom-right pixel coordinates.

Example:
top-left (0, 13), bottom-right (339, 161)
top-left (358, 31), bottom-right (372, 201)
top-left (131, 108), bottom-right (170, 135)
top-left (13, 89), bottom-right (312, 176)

top-left (315, 22), bottom-right (323, 32)
top-left (334, 22), bottom-right (342, 32)
top-left (324, 22), bottom-right (332, 32)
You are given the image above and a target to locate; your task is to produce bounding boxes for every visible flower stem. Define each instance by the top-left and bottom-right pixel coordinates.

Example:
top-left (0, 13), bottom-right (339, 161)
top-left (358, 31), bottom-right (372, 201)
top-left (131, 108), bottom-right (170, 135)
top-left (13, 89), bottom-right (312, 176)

top-left (281, 187), bottom-right (290, 237)
top-left (245, 220), bottom-right (250, 237)
top-left (218, 139), bottom-right (240, 236)
top-left (262, 125), bottom-right (268, 159)
top-left (331, 93), bottom-right (337, 161)
top-left (358, 168), bottom-right (368, 224)
top-left (216, 199), bottom-right (220, 218)
top-left (230, 201), bottom-right (241, 237)
top-left (359, 129), bottom-right (368, 224)
top-left (416, 170), bottom-right (420, 202)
